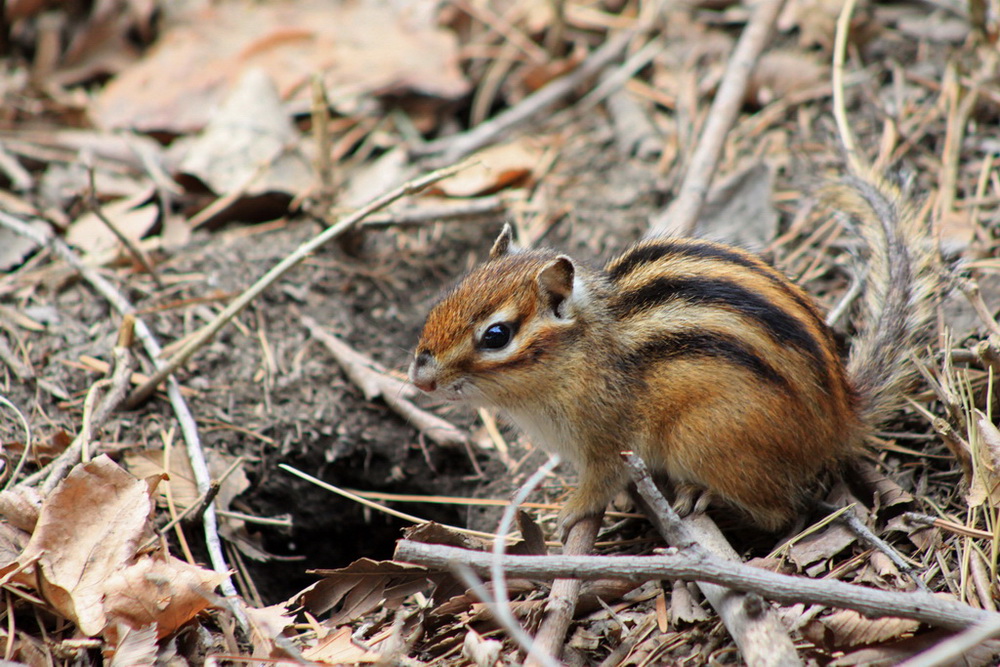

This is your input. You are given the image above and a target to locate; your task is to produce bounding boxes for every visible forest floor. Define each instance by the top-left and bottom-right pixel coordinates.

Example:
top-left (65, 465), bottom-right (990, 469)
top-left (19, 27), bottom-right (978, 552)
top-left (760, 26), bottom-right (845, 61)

top-left (0, 0), bottom-right (999, 664)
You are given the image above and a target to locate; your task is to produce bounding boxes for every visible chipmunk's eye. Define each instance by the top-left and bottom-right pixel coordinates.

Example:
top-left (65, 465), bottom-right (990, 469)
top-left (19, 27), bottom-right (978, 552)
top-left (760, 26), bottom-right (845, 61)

top-left (479, 323), bottom-right (512, 350)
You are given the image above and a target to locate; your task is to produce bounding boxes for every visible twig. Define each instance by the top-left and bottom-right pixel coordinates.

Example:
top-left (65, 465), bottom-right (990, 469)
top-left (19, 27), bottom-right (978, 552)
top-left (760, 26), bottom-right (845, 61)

top-left (526, 514), bottom-right (601, 667)
top-left (360, 195), bottom-right (506, 228)
top-left (279, 463), bottom-right (500, 541)
top-left (84, 159), bottom-right (163, 289)
top-left (649, 0), bottom-right (787, 237)
top-left (622, 453), bottom-right (801, 666)
top-left (0, 396), bottom-right (32, 492)
top-left (39, 329), bottom-right (135, 494)
top-left (300, 314), bottom-right (468, 448)
top-left (124, 161), bottom-right (470, 408)
top-left (490, 456), bottom-right (562, 667)
top-left (394, 540), bottom-right (1000, 631)
top-left (831, 0), bottom-right (864, 175)
top-left (413, 29), bottom-right (639, 166)
top-left (897, 615), bottom-right (1000, 667)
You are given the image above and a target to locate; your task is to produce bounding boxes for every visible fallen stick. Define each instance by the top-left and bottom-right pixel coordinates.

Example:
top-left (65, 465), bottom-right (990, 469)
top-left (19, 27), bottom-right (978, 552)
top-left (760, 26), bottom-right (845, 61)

top-left (622, 453), bottom-right (801, 667)
top-left (394, 540), bottom-right (998, 631)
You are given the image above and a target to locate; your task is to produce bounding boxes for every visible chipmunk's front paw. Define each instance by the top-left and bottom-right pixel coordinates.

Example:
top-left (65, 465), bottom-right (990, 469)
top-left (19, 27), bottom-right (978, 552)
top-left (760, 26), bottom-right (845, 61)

top-left (673, 483), bottom-right (713, 518)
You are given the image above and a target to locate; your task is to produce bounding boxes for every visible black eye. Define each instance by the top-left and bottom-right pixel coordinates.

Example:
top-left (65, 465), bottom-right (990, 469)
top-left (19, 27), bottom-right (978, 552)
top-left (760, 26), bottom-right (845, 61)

top-left (479, 323), bottom-right (512, 350)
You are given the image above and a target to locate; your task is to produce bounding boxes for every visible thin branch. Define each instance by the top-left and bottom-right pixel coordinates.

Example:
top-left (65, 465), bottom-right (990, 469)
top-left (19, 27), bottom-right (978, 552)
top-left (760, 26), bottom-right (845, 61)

top-left (413, 29), bottom-right (639, 166)
top-left (491, 456), bottom-right (562, 667)
top-left (897, 616), bottom-right (1000, 667)
top-left (124, 161), bottom-right (470, 408)
top-left (649, 0), bottom-right (787, 237)
top-left (622, 453), bottom-right (801, 666)
top-left (394, 540), bottom-right (999, 631)
top-left (526, 514), bottom-right (601, 667)
top-left (832, 0), bottom-right (864, 174)
top-left (85, 160), bottom-right (163, 289)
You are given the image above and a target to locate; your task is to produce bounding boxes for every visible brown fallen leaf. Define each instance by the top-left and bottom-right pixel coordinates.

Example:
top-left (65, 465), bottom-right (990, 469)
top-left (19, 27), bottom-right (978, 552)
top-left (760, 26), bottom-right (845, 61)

top-left (66, 186), bottom-right (158, 255)
top-left (5, 456), bottom-right (156, 636)
top-left (802, 608), bottom-right (920, 648)
top-left (786, 524), bottom-right (856, 570)
top-left (91, 0), bottom-right (469, 133)
top-left (245, 602), bottom-right (296, 659)
top-left (124, 446), bottom-right (248, 515)
top-left (299, 557), bottom-right (438, 625)
top-left (101, 553), bottom-right (226, 644)
top-left (302, 626), bottom-right (380, 664)
top-left (433, 138), bottom-right (545, 198)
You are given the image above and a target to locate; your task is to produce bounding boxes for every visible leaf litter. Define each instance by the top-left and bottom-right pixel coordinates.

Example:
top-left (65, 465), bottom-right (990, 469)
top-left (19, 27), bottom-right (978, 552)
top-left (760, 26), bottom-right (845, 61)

top-left (0, 0), bottom-right (999, 664)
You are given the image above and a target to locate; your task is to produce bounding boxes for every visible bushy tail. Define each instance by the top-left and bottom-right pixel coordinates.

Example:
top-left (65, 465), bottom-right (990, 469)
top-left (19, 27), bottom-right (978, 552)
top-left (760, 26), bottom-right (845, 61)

top-left (825, 170), bottom-right (939, 428)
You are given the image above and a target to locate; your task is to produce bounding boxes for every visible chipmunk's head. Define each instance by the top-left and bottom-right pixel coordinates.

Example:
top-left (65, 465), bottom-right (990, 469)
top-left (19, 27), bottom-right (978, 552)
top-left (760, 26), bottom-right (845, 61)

top-left (409, 224), bottom-right (592, 407)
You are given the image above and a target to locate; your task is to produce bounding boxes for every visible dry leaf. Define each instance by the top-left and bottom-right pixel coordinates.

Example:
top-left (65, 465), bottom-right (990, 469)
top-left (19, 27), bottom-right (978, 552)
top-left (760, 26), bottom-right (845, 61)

top-left (174, 68), bottom-right (313, 198)
top-left (102, 553), bottom-right (226, 643)
top-left (434, 138), bottom-right (544, 197)
top-left (123, 446), bottom-right (247, 514)
top-left (803, 608), bottom-right (920, 648)
top-left (245, 603), bottom-right (296, 658)
top-left (787, 524), bottom-right (856, 569)
top-left (299, 557), bottom-right (434, 625)
top-left (91, 0), bottom-right (468, 133)
top-left (108, 624), bottom-right (158, 667)
top-left (302, 626), bottom-right (380, 664)
top-left (66, 187), bottom-right (158, 255)
top-left (8, 456), bottom-right (155, 636)
top-left (0, 485), bottom-right (43, 532)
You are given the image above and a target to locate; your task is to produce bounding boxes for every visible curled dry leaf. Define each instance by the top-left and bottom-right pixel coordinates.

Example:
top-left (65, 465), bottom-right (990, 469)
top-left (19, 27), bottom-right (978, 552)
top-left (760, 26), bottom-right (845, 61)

top-left (433, 138), bottom-right (545, 198)
top-left (0, 485), bottom-right (43, 532)
top-left (4, 456), bottom-right (156, 636)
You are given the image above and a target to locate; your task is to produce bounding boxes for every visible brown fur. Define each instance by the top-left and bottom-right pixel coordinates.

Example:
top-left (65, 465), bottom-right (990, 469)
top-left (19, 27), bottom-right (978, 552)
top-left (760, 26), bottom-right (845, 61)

top-left (410, 177), bottom-right (938, 534)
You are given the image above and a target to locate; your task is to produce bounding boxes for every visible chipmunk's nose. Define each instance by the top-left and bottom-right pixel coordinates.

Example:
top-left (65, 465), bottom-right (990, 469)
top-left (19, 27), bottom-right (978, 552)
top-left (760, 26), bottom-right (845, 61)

top-left (409, 351), bottom-right (438, 392)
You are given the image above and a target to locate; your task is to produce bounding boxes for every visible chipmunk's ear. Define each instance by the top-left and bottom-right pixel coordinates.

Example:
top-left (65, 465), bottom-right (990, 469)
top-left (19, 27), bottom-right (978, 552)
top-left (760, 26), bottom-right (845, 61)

top-left (536, 256), bottom-right (576, 318)
top-left (489, 223), bottom-right (517, 259)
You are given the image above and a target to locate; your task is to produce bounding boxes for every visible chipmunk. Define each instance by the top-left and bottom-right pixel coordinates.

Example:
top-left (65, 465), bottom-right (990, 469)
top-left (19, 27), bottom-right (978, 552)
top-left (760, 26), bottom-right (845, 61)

top-left (409, 170), bottom-right (937, 537)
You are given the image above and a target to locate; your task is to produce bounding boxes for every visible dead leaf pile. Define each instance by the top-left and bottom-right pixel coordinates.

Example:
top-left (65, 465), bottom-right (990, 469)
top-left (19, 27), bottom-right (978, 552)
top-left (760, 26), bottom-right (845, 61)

top-left (0, 457), bottom-right (226, 661)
